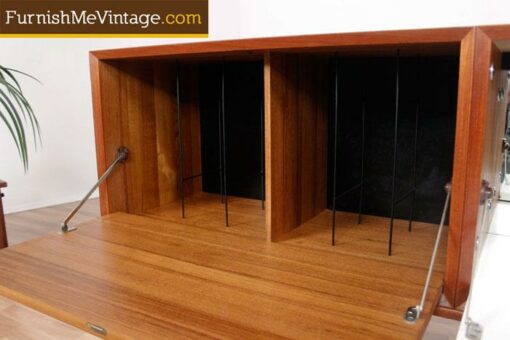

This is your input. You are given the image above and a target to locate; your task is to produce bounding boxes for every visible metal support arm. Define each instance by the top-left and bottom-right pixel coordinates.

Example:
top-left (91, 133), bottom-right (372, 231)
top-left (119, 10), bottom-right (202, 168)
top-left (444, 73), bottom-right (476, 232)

top-left (60, 147), bottom-right (129, 233)
top-left (404, 181), bottom-right (451, 323)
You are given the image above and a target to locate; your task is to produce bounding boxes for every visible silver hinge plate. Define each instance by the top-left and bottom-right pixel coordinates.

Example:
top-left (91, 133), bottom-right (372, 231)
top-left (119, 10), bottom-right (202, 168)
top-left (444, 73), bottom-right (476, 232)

top-left (466, 319), bottom-right (483, 340)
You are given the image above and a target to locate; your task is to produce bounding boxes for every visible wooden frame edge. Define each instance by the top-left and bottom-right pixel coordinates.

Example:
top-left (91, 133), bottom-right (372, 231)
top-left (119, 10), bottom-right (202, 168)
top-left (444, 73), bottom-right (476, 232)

top-left (90, 26), bottom-right (471, 61)
top-left (434, 305), bottom-right (464, 321)
top-left (89, 54), bottom-right (110, 216)
top-left (445, 27), bottom-right (494, 307)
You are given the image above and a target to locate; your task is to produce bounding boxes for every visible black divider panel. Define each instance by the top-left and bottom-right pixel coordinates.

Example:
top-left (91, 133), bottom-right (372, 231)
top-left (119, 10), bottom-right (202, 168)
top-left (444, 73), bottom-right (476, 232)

top-left (327, 56), bottom-right (458, 224)
top-left (199, 61), bottom-right (264, 199)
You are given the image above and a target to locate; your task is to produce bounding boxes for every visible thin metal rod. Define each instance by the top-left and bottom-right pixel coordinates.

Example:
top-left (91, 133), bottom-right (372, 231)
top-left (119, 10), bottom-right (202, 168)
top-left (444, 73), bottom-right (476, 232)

top-left (394, 188), bottom-right (416, 205)
top-left (404, 182), bottom-right (451, 323)
top-left (61, 147), bottom-right (128, 232)
top-left (260, 99), bottom-right (265, 210)
top-left (176, 60), bottom-right (185, 219)
top-left (408, 101), bottom-right (420, 232)
top-left (418, 187), bottom-right (451, 310)
top-left (184, 173), bottom-right (203, 181)
top-left (218, 99), bottom-right (224, 203)
top-left (409, 56), bottom-right (421, 232)
top-left (221, 60), bottom-right (229, 226)
top-left (331, 55), bottom-right (339, 246)
top-left (335, 183), bottom-right (362, 200)
top-left (388, 49), bottom-right (401, 256)
top-left (358, 100), bottom-right (366, 225)
top-left (183, 169), bottom-right (222, 181)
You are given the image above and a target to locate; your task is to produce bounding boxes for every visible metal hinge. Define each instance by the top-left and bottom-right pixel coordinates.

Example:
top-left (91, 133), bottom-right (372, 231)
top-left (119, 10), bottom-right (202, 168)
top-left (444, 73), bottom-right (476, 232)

top-left (503, 138), bottom-right (509, 153)
top-left (86, 322), bottom-right (107, 336)
top-left (465, 318), bottom-right (483, 340)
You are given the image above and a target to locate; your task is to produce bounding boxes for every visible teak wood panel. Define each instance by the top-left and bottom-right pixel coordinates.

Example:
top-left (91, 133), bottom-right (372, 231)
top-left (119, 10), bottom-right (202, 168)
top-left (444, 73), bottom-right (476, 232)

top-left (445, 28), bottom-right (499, 307)
top-left (90, 59), bottom-right (202, 215)
top-left (0, 198), bottom-right (446, 339)
top-left (265, 53), bottom-right (329, 240)
top-left (91, 57), bottom-right (127, 215)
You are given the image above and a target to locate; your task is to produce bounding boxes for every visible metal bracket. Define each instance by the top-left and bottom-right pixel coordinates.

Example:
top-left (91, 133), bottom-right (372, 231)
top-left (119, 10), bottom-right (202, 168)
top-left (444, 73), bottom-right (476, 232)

top-left (489, 63), bottom-right (496, 80)
top-left (60, 147), bottom-right (128, 233)
top-left (480, 180), bottom-right (494, 205)
top-left (465, 318), bottom-right (483, 340)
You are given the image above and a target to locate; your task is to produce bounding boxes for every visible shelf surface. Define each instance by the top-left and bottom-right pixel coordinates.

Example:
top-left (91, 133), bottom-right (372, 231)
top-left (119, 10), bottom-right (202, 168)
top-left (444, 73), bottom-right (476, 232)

top-left (0, 194), bottom-right (446, 339)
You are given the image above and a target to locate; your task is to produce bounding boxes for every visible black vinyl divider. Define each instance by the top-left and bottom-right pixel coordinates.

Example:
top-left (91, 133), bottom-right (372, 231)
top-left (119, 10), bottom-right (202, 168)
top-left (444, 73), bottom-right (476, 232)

top-left (331, 50), bottom-right (432, 256)
top-left (387, 50), bottom-right (401, 256)
top-left (388, 52), bottom-right (421, 256)
top-left (331, 55), bottom-right (368, 246)
top-left (176, 60), bottom-right (186, 218)
top-left (260, 101), bottom-right (265, 210)
top-left (221, 59), bottom-right (229, 226)
top-left (177, 60), bottom-right (265, 227)
top-left (331, 55), bottom-right (339, 245)
top-left (175, 59), bottom-right (229, 225)
top-left (218, 99), bottom-right (224, 203)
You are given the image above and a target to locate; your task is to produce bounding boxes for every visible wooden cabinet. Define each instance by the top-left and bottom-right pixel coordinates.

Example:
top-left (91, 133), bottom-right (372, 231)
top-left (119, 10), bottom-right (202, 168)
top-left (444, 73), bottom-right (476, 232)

top-left (90, 27), bottom-right (510, 310)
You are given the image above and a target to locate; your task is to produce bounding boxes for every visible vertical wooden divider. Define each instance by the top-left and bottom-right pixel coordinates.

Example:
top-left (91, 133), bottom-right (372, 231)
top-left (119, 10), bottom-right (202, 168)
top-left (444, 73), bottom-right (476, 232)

top-left (153, 61), bottom-right (179, 205)
top-left (265, 52), bottom-right (329, 241)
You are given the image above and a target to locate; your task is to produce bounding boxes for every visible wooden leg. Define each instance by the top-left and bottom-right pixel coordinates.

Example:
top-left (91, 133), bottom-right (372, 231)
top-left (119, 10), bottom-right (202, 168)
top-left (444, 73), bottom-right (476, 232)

top-left (0, 181), bottom-right (8, 248)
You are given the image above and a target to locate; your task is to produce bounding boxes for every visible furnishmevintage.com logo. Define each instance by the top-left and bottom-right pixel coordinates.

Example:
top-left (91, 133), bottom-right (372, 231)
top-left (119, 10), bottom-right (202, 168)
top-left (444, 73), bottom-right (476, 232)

top-left (0, 0), bottom-right (208, 36)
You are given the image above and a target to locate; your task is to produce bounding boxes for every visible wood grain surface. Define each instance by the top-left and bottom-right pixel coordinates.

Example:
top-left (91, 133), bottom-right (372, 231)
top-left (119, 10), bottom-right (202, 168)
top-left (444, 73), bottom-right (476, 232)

top-left (0, 194), bottom-right (445, 339)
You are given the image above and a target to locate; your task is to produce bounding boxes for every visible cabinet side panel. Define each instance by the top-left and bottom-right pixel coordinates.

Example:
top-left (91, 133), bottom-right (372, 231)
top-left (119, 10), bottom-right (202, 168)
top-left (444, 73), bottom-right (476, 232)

top-left (90, 56), bottom-right (127, 215)
top-left (446, 28), bottom-right (495, 307)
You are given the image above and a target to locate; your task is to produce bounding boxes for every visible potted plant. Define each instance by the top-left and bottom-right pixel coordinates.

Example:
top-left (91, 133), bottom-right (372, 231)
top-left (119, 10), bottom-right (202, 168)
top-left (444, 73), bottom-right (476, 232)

top-left (0, 65), bottom-right (41, 247)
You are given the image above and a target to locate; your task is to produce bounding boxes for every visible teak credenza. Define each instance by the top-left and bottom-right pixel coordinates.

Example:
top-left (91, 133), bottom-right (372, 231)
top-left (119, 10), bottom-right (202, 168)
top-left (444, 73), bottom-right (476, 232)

top-left (0, 25), bottom-right (509, 339)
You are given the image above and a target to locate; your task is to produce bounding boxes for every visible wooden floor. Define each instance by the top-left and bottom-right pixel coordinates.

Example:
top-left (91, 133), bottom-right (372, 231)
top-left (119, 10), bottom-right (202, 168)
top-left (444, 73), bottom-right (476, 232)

top-left (5, 199), bottom-right (100, 246)
top-left (0, 194), bottom-right (449, 339)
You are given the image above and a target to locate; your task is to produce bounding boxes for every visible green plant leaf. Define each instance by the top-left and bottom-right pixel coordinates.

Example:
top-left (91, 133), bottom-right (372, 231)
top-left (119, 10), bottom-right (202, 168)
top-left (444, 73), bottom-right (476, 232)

top-left (5, 67), bottom-right (42, 85)
top-left (0, 65), bottom-right (41, 171)
top-left (0, 78), bottom-right (41, 147)
top-left (0, 95), bottom-right (27, 170)
top-left (0, 109), bottom-right (23, 160)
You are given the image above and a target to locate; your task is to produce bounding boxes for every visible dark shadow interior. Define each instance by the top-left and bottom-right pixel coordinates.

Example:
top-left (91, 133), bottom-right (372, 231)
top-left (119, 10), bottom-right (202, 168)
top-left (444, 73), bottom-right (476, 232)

top-left (198, 61), bottom-right (265, 200)
top-left (326, 56), bottom-right (459, 224)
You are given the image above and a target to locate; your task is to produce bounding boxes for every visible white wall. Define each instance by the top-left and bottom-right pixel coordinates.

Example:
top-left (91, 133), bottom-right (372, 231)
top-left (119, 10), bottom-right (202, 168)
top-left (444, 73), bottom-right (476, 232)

top-left (1, 0), bottom-right (510, 213)
top-left (238, 0), bottom-right (510, 38)
top-left (0, 0), bottom-right (240, 213)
